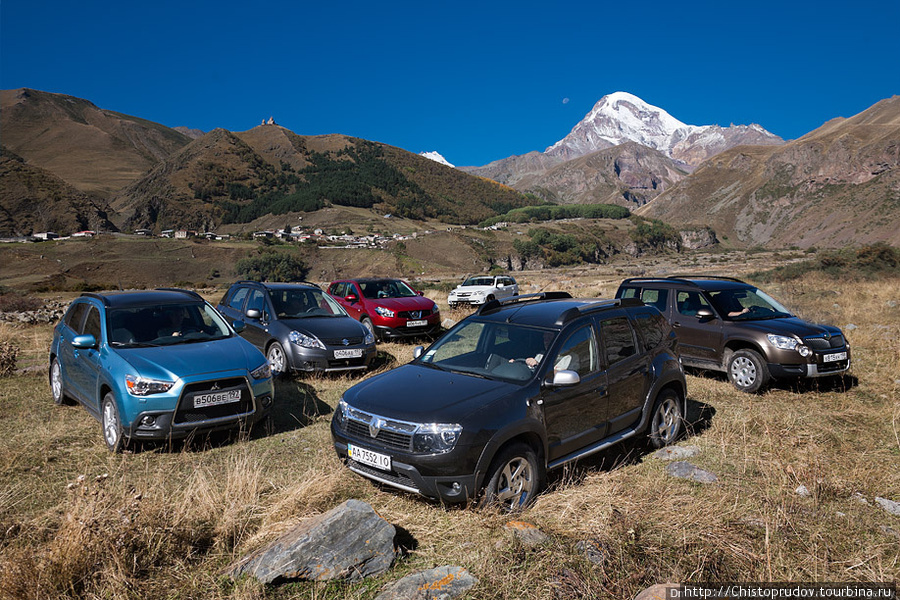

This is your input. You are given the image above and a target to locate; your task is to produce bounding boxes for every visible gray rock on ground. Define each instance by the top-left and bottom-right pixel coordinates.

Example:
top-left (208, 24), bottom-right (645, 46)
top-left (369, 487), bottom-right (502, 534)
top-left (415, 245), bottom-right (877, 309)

top-left (652, 446), bottom-right (700, 461)
top-left (228, 499), bottom-right (396, 583)
top-left (666, 461), bottom-right (718, 484)
top-left (374, 566), bottom-right (477, 600)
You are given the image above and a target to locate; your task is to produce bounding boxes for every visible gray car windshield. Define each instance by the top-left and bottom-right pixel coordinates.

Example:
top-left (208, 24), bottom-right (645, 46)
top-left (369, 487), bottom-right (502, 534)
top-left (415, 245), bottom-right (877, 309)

top-left (270, 289), bottom-right (347, 318)
top-left (418, 320), bottom-right (552, 382)
top-left (708, 288), bottom-right (793, 321)
top-left (107, 302), bottom-right (232, 347)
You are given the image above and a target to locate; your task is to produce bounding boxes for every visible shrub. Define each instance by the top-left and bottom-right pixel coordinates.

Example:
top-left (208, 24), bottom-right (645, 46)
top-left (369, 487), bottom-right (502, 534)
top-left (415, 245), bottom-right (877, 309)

top-left (0, 341), bottom-right (18, 377)
top-left (0, 293), bottom-right (43, 312)
top-left (236, 251), bottom-right (310, 282)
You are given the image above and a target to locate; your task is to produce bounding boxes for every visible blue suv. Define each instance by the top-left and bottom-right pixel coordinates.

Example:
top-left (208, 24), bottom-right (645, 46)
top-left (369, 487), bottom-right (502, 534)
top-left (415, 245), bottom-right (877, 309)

top-left (49, 289), bottom-right (274, 451)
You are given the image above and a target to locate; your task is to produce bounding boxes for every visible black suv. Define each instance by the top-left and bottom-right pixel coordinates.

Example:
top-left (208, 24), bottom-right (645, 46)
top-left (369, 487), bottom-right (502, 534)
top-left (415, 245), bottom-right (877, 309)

top-left (616, 276), bottom-right (851, 393)
top-left (218, 281), bottom-right (376, 376)
top-left (331, 292), bottom-right (687, 509)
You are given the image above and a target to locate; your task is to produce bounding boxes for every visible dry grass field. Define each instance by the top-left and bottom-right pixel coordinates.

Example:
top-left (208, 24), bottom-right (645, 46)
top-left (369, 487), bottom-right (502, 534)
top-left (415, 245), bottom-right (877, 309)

top-left (0, 260), bottom-right (898, 600)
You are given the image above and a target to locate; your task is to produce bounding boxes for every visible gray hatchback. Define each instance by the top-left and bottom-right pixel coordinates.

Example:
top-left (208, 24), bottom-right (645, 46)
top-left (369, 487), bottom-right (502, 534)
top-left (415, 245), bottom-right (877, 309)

top-left (218, 281), bottom-right (376, 376)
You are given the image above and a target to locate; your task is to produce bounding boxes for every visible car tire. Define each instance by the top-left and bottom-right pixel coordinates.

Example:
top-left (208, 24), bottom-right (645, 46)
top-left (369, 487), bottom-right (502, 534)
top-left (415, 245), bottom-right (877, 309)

top-left (101, 393), bottom-right (126, 453)
top-left (482, 442), bottom-right (543, 511)
top-left (50, 358), bottom-right (67, 405)
top-left (267, 342), bottom-right (287, 378)
top-left (361, 317), bottom-right (377, 340)
top-left (648, 388), bottom-right (684, 449)
top-left (727, 349), bottom-right (770, 393)
top-left (485, 295), bottom-right (495, 303)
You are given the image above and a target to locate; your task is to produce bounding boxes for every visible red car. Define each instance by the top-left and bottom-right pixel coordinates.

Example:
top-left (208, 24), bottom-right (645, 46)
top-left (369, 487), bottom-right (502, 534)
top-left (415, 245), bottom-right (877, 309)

top-left (327, 278), bottom-right (442, 341)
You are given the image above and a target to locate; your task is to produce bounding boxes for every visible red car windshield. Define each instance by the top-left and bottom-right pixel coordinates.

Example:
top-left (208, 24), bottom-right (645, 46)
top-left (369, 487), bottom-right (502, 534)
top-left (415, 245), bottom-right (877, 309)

top-left (359, 280), bottom-right (416, 299)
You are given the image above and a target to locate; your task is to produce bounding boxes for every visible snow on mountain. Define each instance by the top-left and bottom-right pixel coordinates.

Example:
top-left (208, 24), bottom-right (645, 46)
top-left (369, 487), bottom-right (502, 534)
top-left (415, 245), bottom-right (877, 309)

top-left (545, 91), bottom-right (782, 166)
top-left (420, 151), bottom-right (455, 168)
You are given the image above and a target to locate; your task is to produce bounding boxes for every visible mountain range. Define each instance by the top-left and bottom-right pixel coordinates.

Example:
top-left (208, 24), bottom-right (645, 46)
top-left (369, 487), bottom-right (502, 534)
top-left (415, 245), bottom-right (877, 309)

top-left (460, 91), bottom-right (784, 207)
top-left (1, 87), bottom-right (898, 249)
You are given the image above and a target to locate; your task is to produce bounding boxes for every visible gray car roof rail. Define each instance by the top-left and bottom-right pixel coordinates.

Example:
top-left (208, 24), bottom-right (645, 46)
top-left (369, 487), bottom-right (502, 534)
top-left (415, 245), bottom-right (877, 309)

top-left (234, 279), bottom-right (321, 289)
top-left (476, 291), bottom-right (572, 316)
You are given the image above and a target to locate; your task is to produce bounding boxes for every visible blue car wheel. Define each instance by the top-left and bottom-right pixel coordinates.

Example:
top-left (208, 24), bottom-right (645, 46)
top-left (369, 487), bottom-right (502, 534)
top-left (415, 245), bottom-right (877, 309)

top-left (101, 393), bottom-right (125, 453)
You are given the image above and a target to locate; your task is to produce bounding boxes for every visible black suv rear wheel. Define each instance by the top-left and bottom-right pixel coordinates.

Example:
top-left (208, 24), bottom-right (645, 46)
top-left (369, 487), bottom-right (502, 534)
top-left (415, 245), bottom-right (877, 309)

top-left (648, 389), bottom-right (684, 448)
top-left (727, 349), bottom-right (770, 393)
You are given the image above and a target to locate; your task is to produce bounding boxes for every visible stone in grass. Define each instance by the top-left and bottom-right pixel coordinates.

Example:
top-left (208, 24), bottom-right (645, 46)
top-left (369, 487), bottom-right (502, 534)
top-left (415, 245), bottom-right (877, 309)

top-left (228, 499), bottom-right (396, 584)
top-left (666, 461), bottom-right (718, 484)
top-left (795, 484), bottom-right (812, 497)
top-left (503, 520), bottom-right (549, 546)
top-left (635, 583), bottom-right (680, 600)
top-left (875, 497), bottom-right (900, 517)
top-left (652, 445), bottom-right (700, 461)
top-left (374, 566), bottom-right (478, 600)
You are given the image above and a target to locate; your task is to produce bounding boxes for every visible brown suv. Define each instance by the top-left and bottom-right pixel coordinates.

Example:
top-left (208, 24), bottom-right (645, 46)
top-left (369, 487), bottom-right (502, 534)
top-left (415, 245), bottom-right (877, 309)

top-left (616, 276), bottom-right (851, 392)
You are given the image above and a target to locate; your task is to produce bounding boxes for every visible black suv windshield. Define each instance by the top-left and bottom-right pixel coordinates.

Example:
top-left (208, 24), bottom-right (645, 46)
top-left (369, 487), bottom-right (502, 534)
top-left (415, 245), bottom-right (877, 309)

top-left (417, 320), bottom-right (552, 382)
top-left (707, 288), bottom-right (793, 321)
top-left (107, 302), bottom-right (232, 347)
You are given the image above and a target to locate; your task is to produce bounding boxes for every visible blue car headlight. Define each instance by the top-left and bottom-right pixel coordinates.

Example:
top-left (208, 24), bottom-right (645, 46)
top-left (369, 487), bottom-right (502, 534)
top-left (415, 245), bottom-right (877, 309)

top-left (413, 423), bottom-right (462, 454)
top-left (250, 362), bottom-right (272, 380)
top-left (289, 330), bottom-right (325, 349)
top-left (125, 374), bottom-right (175, 396)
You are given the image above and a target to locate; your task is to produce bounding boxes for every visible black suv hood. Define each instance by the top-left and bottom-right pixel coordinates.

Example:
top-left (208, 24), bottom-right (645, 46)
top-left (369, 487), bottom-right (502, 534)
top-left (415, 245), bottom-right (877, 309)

top-left (343, 363), bottom-right (515, 422)
top-left (733, 316), bottom-right (843, 339)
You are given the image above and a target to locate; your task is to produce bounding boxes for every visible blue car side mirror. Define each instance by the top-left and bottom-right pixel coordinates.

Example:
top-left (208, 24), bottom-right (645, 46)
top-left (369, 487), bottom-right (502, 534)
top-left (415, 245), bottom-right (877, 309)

top-left (232, 320), bottom-right (246, 333)
top-left (72, 334), bottom-right (97, 349)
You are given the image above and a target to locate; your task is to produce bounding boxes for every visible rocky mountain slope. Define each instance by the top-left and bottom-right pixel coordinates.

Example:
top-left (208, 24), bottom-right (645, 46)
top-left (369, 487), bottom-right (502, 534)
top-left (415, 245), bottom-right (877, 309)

top-left (112, 124), bottom-right (535, 232)
top-left (638, 96), bottom-right (900, 248)
top-left (0, 148), bottom-right (116, 236)
top-left (462, 92), bottom-right (783, 206)
top-left (0, 88), bottom-right (190, 197)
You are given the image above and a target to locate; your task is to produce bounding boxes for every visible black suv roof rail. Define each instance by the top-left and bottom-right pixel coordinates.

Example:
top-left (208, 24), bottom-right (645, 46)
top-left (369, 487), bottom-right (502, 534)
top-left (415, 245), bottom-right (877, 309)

top-left (476, 291), bottom-right (572, 316)
top-left (234, 279), bottom-right (321, 289)
top-left (620, 275), bottom-right (747, 288)
top-left (155, 287), bottom-right (204, 300)
top-left (554, 297), bottom-right (644, 327)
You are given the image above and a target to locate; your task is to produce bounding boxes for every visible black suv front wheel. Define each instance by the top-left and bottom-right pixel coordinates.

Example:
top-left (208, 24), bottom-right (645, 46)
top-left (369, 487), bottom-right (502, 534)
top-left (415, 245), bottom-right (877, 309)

top-left (482, 443), bottom-right (543, 511)
top-left (727, 349), bottom-right (770, 393)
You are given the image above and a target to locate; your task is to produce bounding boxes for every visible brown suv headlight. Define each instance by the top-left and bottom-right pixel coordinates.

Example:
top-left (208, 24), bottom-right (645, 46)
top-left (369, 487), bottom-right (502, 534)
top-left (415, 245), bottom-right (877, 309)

top-left (767, 334), bottom-right (809, 356)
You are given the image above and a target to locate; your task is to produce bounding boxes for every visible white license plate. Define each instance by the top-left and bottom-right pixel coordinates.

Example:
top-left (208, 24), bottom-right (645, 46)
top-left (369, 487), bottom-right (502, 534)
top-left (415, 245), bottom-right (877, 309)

top-left (406, 319), bottom-right (427, 327)
top-left (348, 443), bottom-right (391, 471)
top-left (823, 351), bottom-right (847, 363)
top-left (333, 348), bottom-right (363, 359)
top-left (194, 389), bottom-right (241, 408)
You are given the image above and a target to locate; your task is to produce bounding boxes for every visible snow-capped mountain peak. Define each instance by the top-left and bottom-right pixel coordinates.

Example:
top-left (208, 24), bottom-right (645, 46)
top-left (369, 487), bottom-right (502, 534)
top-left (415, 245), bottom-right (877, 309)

top-left (545, 91), bottom-right (782, 166)
top-left (419, 151), bottom-right (455, 168)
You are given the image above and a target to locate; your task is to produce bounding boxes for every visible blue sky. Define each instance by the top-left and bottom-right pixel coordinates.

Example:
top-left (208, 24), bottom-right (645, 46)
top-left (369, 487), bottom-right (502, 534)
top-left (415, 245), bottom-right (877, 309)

top-left (2, 0), bottom-right (898, 167)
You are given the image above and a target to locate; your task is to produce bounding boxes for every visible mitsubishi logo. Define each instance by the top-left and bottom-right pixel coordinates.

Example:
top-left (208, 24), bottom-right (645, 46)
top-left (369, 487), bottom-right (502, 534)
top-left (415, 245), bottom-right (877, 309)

top-left (342, 338), bottom-right (350, 346)
top-left (210, 382), bottom-right (220, 391)
top-left (369, 417), bottom-right (385, 438)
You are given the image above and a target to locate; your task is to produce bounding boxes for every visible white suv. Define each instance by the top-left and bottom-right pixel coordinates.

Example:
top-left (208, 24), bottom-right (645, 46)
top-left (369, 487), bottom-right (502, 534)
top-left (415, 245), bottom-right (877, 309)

top-left (448, 275), bottom-right (519, 308)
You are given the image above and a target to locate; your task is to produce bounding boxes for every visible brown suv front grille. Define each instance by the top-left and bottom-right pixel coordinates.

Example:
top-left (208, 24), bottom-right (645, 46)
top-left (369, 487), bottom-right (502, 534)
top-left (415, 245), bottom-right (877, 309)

top-left (804, 335), bottom-right (845, 350)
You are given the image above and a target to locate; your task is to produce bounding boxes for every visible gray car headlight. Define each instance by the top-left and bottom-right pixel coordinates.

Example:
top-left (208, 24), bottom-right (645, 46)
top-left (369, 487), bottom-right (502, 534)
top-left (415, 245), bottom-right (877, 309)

top-left (364, 331), bottom-right (376, 345)
top-left (290, 330), bottom-right (325, 349)
top-left (413, 423), bottom-right (462, 454)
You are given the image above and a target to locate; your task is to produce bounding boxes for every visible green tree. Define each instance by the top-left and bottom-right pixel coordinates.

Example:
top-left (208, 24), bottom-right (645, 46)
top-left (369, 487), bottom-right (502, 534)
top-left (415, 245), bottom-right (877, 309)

top-left (235, 251), bottom-right (309, 281)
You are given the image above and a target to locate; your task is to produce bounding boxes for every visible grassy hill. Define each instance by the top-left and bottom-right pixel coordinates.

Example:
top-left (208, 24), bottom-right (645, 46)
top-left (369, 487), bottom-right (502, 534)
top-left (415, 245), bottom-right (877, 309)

top-left (639, 96), bottom-right (900, 248)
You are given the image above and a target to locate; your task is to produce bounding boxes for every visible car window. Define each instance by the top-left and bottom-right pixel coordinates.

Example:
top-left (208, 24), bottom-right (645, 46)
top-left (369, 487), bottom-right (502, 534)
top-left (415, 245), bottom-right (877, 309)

top-left (676, 291), bottom-right (711, 317)
top-left (83, 306), bottom-right (102, 340)
top-left (600, 317), bottom-right (637, 366)
top-left (272, 289), bottom-right (347, 318)
top-left (65, 302), bottom-right (89, 332)
top-left (551, 325), bottom-right (598, 377)
top-left (361, 280), bottom-right (416, 299)
top-left (246, 289), bottom-right (268, 315)
top-left (228, 287), bottom-right (249, 311)
top-left (632, 311), bottom-right (668, 350)
top-left (639, 288), bottom-right (668, 313)
top-left (707, 288), bottom-right (793, 321)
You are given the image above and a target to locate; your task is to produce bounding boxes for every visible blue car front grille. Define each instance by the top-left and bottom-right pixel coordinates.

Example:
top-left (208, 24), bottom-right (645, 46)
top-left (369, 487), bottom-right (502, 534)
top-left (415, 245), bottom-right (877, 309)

top-left (174, 377), bottom-right (252, 424)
